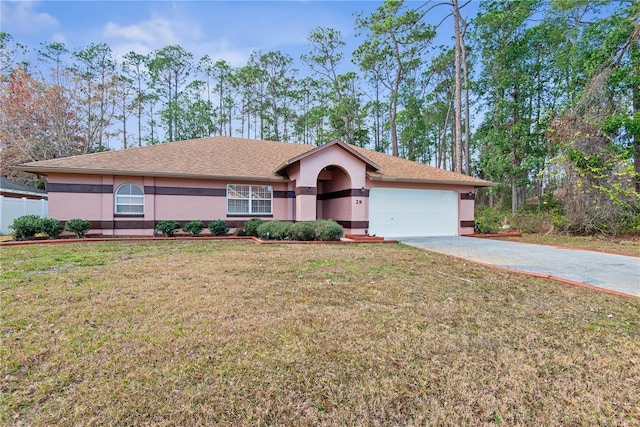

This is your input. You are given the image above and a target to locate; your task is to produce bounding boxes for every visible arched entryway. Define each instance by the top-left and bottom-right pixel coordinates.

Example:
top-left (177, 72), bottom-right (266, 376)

top-left (315, 165), bottom-right (352, 224)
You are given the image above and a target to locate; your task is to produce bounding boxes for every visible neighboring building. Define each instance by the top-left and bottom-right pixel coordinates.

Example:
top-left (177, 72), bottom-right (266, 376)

top-left (14, 137), bottom-right (493, 237)
top-left (0, 177), bottom-right (48, 234)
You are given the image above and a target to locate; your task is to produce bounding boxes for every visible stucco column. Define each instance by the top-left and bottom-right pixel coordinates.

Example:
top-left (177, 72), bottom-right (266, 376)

top-left (458, 189), bottom-right (476, 235)
top-left (295, 186), bottom-right (317, 221)
top-left (350, 188), bottom-right (369, 233)
top-left (101, 175), bottom-right (114, 235)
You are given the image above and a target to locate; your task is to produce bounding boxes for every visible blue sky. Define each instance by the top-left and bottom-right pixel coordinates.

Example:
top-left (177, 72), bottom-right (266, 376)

top-left (1, 0), bottom-right (477, 68)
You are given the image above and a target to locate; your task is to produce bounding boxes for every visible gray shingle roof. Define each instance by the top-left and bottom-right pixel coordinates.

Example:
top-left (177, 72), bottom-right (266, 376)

top-left (0, 177), bottom-right (47, 195)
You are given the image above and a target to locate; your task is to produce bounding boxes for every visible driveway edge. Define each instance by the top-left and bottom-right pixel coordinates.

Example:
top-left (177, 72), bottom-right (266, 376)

top-left (402, 242), bottom-right (638, 299)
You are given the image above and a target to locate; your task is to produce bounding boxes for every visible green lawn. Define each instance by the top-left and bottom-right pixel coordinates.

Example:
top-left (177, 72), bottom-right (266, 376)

top-left (1, 241), bottom-right (638, 426)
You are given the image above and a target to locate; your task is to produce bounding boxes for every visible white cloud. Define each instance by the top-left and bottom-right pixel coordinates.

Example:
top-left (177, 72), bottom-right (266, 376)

top-left (51, 32), bottom-right (66, 44)
top-left (103, 16), bottom-right (178, 47)
top-left (103, 14), bottom-right (250, 66)
top-left (0, 0), bottom-right (59, 35)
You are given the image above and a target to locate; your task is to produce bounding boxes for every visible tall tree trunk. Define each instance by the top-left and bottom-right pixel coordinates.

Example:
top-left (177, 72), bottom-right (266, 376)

top-left (452, 0), bottom-right (463, 173)
top-left (460, 18), bottom-right (470, 175)
top-left (389, 99), bottom-right (399, 156)
top-left (632, 40), bottom-right (640, 192)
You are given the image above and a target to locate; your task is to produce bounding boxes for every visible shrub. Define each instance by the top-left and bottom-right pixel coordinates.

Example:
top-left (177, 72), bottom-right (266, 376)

top-left (290, 221), bottom-right (316, 241)
top-left (64, 218), bottom-right (91, 238)
top-left (41, 218), bottom-right (64, 239)
top-left (156, 220), bottom-right (180, 237)
top-left (9, 215), bottom-right (42, 241)
top-left (474, 206), bottom-right (506, 234)
top-left (208, 219), bottom-right (229, 236)
top-left (552, 210), bottom-right (569, 233)
top-left (243, 218), bottom-right (265, 237)
top-left (182, 220), bottom-right (204, 237)
top-left (313, 219), bottom-right (343, 241)
top-left (257, 220), bottom-right (292, 240)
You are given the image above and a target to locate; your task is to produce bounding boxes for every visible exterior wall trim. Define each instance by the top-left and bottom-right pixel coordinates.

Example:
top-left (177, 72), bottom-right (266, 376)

top-left (335, 220), bottom-right (369, 229)
top-left (145, 186), bottom-right (225, 196)
top-left (296, 186), bottom-right (317, 196)
top-left (460, 191), bottom-right (476, 200)
top-left (318, 188), bottom-right (370, 200)
top-left (48, 183), bottom-right (113, 193)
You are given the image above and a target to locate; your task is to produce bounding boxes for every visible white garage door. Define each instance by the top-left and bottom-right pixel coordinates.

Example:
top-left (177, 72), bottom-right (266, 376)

top-left (368, 188), bottom-right (458, 237)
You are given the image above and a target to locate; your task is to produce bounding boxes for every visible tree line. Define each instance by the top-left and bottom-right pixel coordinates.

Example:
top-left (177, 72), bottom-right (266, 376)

top-left (1, 0), bottom-right (638, 233)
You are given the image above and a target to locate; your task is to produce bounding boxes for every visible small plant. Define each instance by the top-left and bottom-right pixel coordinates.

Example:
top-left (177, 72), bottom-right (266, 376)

top-left (64, 218), bottom-right (91, 238)
top-left (41, 218), bottom-right (64, 239)
top-left (243, 218), bottom-right (264, 237)
top-left (257, 220), bottom-right (292, 240)
top-left (474, 206), bottom-right (505, 234)
top-left (182, 220), bottom-right (204, 237)
top-left (9, 215), bottom-right (42, 241)
top-left (290, 221), bottom-right (316, 241)
top-left (313, 219), bottom-right (343, 241)
top-left (208, 219), bottom-right (229, 236)
top-left (156, 220), bottom-right (181, 237)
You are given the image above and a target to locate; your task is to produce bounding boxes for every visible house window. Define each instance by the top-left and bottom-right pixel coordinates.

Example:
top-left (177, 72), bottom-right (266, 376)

top-left (227, 184), bottom-right (272, 215)
top-left (115, 183), bottom-right (144, 215)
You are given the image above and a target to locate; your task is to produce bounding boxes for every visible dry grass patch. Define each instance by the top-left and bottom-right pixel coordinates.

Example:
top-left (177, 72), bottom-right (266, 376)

top-left (1, 241), bottom-right (639, 426)
top-left (498, 234), bottom-right (640, 257)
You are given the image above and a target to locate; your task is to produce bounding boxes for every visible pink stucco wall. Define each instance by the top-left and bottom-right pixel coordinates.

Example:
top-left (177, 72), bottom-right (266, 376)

top-left (47, 173), bottom-right (295, 236)
top-left (288, 144), bottom-right (368, 231)
top-left (45, 146), bottom-right (478, 236)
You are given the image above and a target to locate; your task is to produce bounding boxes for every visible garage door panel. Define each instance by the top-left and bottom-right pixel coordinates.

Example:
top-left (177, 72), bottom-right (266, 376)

top-left (368, 188), bottom-right (458, 237)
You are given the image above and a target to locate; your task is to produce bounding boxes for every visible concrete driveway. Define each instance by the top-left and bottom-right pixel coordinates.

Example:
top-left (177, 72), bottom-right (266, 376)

top-left (399, 236), bottom-right (640, 297)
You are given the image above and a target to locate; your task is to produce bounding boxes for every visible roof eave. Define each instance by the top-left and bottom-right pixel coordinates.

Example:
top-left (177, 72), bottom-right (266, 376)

top-left (13, 166), bottom-right (290, 183)
top-left (367, 174), bottom-right (495, 187)
top-left (0, 189), bottom-right (48, 197)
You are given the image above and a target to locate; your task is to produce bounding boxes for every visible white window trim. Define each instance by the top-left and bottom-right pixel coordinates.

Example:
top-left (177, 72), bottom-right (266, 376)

top-left (226, 184), bottom-right (273, 215)
top-left (115, 183), bottom-right (144, 215)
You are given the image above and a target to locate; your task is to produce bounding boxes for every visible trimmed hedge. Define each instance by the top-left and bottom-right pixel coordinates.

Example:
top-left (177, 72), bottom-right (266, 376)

top-left (182, 220), bottom-right (204, 237)
top-left (64, 218), bottom-right (91, 238)
top-left (208, 220), bottom-right (229, 236)
top-left (313, 219), bottom-right (343, 241)
top-left (289, 221), bottom-right (316, 241)
top-left (255, 219), bottom-right (343, 241)
top-left (41, 218), bottom-right (64, 239)
top-left (9, 215), bottom-right (42, 241)
top-left (257, 221), bottom-right (293, 240)
top-left (237, 218), bottom-right (265, 237)
top-left (156, 220), bottom-right (180, 237)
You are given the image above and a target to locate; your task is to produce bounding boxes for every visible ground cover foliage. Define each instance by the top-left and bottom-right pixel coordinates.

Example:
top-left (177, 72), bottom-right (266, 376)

top-left (1, 241), bottom-right (638, 426)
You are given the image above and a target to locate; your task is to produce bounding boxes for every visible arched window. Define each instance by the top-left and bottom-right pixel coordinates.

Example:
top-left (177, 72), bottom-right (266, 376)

top-left (115, 183), bottom-right (144, 215)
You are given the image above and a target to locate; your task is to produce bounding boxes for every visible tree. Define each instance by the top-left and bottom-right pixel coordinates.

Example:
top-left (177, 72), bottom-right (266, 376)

top-left (210, 59), bottom-right (234, 136)
top-left (37, 42), bottom-right (68, 86)
top-left (354, 0), bottom-right (435, 157)
top-left (397, 76), bottom-right (430, 162)
top-left (0, 32), bottom-right (27, 74)
top-left (147, 45), bottom-right (193, 142)
top-left (0, 66), bottom-right (84, 183)
top-left (248, 50), bottom-right (299, 141)
top-left (73, 43), bottom-right (118, 151)
top-left (122, 51), bottom-right (149, 147)
top-left (114, 74), bottom-right (134, 148)
top-left (302, 27), bottom-right (366, 145)
top-left (473, 0), bottom-right (549, 212)
top-left (547, 0), bottom-right (639, 231)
